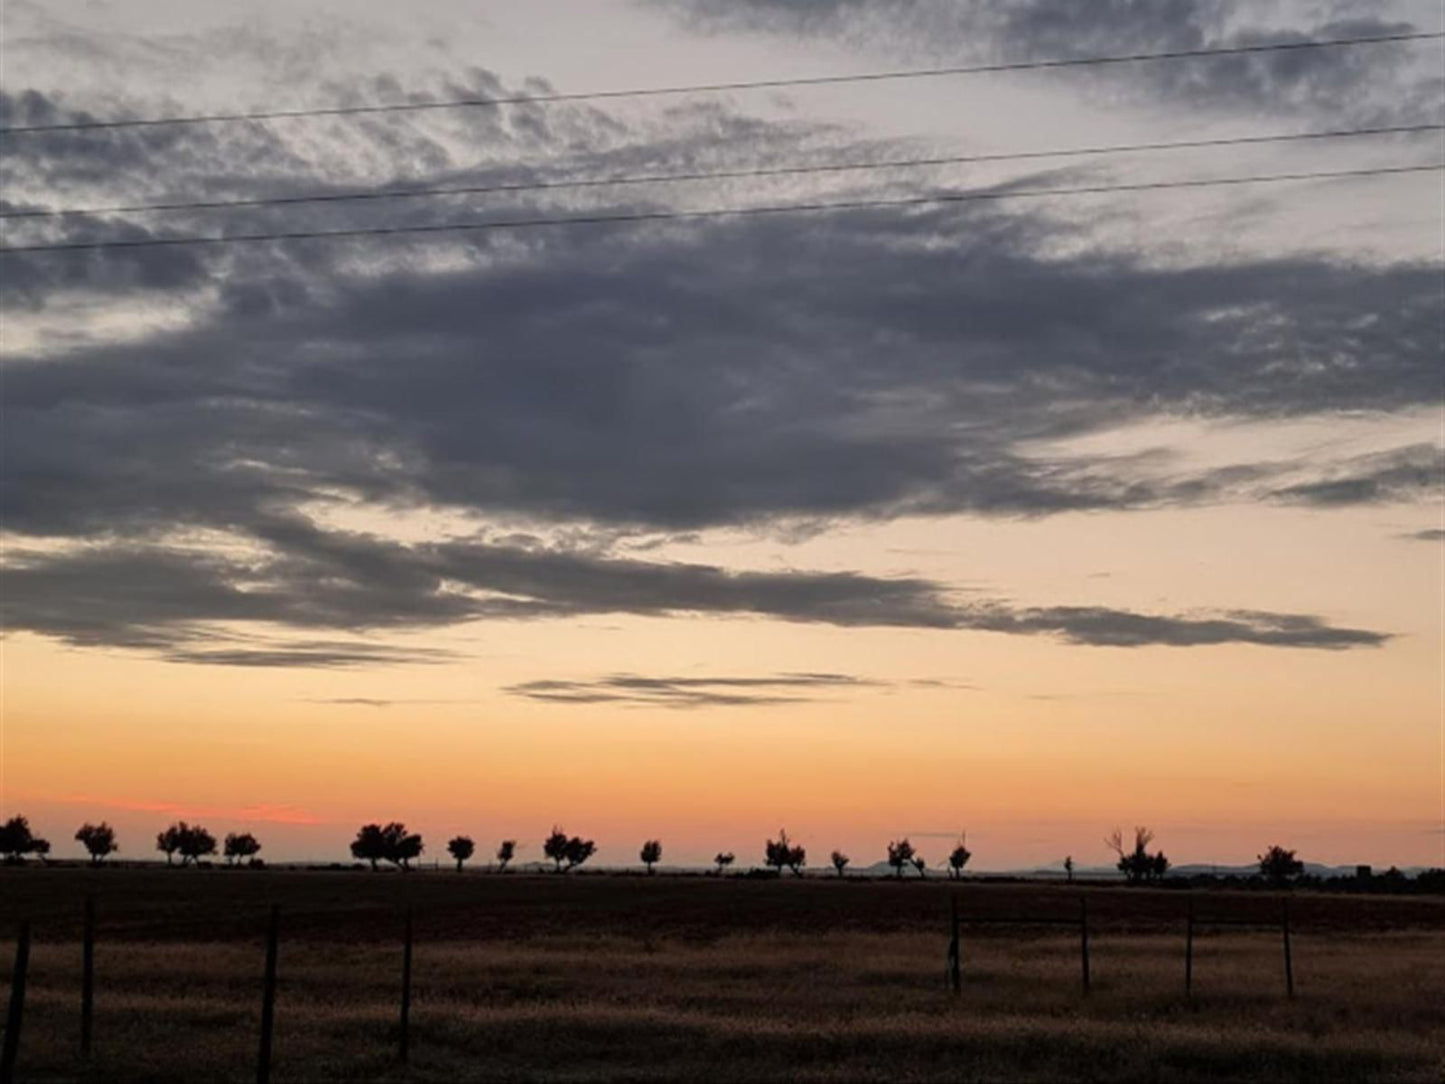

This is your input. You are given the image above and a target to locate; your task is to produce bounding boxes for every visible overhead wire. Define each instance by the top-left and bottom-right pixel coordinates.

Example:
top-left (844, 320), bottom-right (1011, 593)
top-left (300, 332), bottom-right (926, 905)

top-left (1, 31), bottom-right (1439, 135)
top-left (3, 123), bottom-right (1439, 220)
top-left (3, 163), bottom-right (1438, 255)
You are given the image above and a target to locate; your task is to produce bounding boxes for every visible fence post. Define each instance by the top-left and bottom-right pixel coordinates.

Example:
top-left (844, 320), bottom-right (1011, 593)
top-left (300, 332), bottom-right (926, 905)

top-left (1281, 897), bottom-right (1294, 998)
top-left (1079, 895), bottom-right (1090, 995)
top-left (946, 894), bottom-right (960, 994)
top-left (257, 905), bottom-right (279, 1084)
top-left (1185, 896), bottom-right (1194, 998)
top-left (399, 905), bottom-right (413, 1062)
top-left (1, 920), bottom-right (32, 1084)
top-left (81, 896), bottom-right (95, 1058)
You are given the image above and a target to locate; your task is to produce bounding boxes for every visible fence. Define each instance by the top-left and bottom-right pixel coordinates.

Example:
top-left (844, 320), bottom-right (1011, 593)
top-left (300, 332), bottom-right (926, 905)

top-left (0, 888), bottom-right (1309, 1081)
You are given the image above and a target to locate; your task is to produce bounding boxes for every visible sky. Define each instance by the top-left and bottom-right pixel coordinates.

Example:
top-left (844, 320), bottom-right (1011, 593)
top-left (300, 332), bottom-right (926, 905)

top-left (1, 0), bottom-right (1442, 872)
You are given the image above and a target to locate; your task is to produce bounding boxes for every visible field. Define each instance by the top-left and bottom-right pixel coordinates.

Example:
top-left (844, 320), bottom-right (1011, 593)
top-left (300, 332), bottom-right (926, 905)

top-left (1, 868), bottom-right (1442, 1082)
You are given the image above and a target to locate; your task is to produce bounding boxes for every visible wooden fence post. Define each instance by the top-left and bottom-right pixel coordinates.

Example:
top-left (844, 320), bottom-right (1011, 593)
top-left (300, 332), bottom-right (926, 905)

top-left (399, 905), bottom-right (413, 1062)
top-left (81, 896), bottom-right (95, 1058)
top-left (946, 894), bottom-right (960, 994)
top-left (1184, 896), bottom-right (1194, 998)
top-left (257, 906), bottom-right (279, 1084)
top-left (1281, 897), bottom-right (1294, 998)
top-left (1079, 895), bottom-right (1090, 995)
top-left (1, 920), bottom-right (32, 1084)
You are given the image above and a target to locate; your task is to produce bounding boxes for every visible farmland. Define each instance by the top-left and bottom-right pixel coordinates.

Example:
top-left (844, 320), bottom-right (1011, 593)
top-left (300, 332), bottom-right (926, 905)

top-left (2, 867), bottom-right (1442, 1082)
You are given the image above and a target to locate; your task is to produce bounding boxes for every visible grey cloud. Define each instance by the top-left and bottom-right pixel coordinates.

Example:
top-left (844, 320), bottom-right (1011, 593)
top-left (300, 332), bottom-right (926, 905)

top-left (0, 60), bottom-right (1430, 666)
top-left (1268, 444), bottom-right (1443, 506)
top-left (1400, 528), bottom-right (1445, 542)
top-left (649, 0), bottom-right (1440, 125)
top-left (0, 524), bottom-right (1388, 658)
top-left (506, 671), bottom-right (882, 708)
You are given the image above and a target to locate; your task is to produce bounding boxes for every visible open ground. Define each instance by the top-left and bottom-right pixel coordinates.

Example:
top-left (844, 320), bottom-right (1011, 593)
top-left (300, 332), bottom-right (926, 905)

top-left (2, 868), bottom-right (1441, 1082)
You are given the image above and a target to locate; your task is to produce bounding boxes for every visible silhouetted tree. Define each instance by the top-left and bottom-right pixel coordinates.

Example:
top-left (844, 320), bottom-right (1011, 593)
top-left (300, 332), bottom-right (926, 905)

top-left (157, 824), bottom-right (183, 865)
top-left (544, 827), bottom-right (570, 872)
top-left (33, 838), bottom-right (51, 862)
top-left (714, 851), bottom-right (735, 875)
top-left (496, 839), bottom-right (516, 872)
top-left (75, 822), bottom-right (118, 865)
top-left (831, 850), bottom-right (849, 877)
top-left (223, 832), bottom-right (261, 866)
top-left (383, 822), bottom-right (423, 870)
top-left (563, 835), bottom-right (596, 871)
top-left (1106, 826), bottom-right (1168, 885)
top-left (765, 829), bottom-right (805, 876)
top-left (947, 835), bottom-right (971, 880)
top-left (1064, 855), bottom-right (1074, 882)
top-left (1258, 844), bottom-right (1304, 887)
top-left (350, 822), bottom-right (422, 871)
top-left (910, 854), bottom-right (927, 878)
top-left (447, 835), bottom-right (474, 872)
top-left (156, 821), bottom-right (215, 867)
top-left (1, 816), bottom-right (46, 863)
top-left (177, 823), bottom-right (217, 866)
top-left (351, 824), bottom-right (387, 870)
top-left (887, 838), bottom-right (915, 879)
top-left (640, 839), bottom-right (662, 874)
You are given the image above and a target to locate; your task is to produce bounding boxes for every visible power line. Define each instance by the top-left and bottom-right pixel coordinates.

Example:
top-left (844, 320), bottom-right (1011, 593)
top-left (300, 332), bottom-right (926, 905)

top-left (2, 163), bottom-right (1437, 256)
top-left (3, 31), bottom-right (1440, 135)
top-left (4, 123), bottom-right (1439, 220)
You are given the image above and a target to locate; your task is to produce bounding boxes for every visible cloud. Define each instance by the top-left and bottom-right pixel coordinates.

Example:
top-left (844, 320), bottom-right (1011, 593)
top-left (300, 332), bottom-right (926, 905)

top-left (0, 523), bottom-right (1388, 657)
top-left (1400, 528), bottom-right (1445, 542)
top-left (56, 795), bottom-right (323, 824)
top-left (0, 56), bottom-right (1430, 665)
top-left (1268, 444), bottom-right (1443, 506)
top-left (505, 671), bottom-right (883, 708)
top-left (648, 0), bottom-right (1442, 126)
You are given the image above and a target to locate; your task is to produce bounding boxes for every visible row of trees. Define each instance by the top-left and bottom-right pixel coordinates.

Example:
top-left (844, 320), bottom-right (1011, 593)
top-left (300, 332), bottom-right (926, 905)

top-left (0, 815), bottom-right (1334, 890)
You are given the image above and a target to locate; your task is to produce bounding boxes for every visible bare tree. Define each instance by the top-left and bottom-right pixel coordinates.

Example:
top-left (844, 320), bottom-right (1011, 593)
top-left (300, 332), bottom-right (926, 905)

top-left (910, 854), bottom-right (927, 879)
top-left (887, 838), bottom-right (915, 879)
top-left (447, 835), bottom-right (475, 872)
top-left (830, 850), bottom-right (850, 877)
top-left (1105, 826), bottom-right (1168, 885)
top-left (75, 822), bottom-right (118, 865)
top-left (714, 851), bottom-right (735, 876)
top-left (496, 839), bottom-right (516, 872)
top-left (640, 839), bottom-right (662, 874)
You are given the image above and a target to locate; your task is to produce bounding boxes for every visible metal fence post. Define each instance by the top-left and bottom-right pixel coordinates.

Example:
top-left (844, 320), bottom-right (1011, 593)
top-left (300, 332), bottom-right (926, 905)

top-left (1, 920), bottom-right (32, 1084)
top-left (81, 897), bottom-right (95, 1058)
top-left (257, 906), bottom-right (279, 1084)
top-left (399, 905), bottom-right (413, 1062)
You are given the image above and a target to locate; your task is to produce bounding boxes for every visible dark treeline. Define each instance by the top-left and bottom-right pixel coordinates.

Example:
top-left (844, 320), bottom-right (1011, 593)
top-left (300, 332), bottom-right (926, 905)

top-left (1, 814), bottom-right (1441, 892)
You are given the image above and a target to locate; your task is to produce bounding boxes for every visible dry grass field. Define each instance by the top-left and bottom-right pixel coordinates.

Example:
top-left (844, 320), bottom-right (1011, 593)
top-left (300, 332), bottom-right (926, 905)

top-left (2, 868), bottom-right (1441, 1082)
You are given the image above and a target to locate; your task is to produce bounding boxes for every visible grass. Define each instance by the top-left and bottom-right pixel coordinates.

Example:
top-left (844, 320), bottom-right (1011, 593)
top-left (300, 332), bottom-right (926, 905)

top-left (2, 868), bottom-right (1442, 1081)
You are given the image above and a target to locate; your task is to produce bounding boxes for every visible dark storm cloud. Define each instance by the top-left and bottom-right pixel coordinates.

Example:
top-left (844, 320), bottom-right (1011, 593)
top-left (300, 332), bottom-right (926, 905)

top-left (650, 0), bottom-right (1441, 125)
top-left (506, 671), bottom-right (881, 708)
top-left (0, 58), bottom-right (1431, 663)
